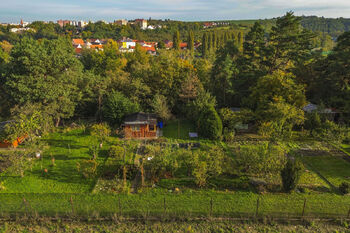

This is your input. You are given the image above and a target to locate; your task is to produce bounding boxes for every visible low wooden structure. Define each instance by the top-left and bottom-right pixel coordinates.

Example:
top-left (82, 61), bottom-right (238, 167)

top-left (0, 121), bottom-right (26, 148)
top-left (123, 113), bottom-right (159, 139)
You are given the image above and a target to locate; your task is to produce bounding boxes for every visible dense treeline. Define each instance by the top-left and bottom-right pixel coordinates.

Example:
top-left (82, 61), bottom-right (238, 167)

top-left (301, 16), bottom-right (350, 38)
top-left (0, 12), bottom-right (349, 141)
top-left (1, 15), bottom-right (347, 51)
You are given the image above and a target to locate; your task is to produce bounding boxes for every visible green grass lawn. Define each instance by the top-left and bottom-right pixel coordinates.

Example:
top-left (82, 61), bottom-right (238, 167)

top-left (341, 144), bottom-right (350, 156)
top-left (0, 129), bottom-right (117, 193)
top-left (301, 155), bottom-right (350, 187)
top-left (0, 190), bottom-right (349, 219)
top-left (299, 168), bottom-right (330, 191)
top-left (162, 120), bottom-right (197, 140)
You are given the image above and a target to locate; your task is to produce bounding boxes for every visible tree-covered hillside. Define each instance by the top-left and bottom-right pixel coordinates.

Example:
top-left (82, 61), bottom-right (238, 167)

top-left (301, 16), bottom-right (350, 38)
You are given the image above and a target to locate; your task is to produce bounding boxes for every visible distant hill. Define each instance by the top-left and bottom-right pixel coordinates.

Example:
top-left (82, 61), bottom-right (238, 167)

top-left (300, 16), bottom-right (350, 38)
top-left (223, 16), bottom-right (350, 38)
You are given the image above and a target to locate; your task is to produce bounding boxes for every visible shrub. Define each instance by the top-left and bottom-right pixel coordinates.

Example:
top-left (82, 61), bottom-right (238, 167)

top-left (77, 159), bottom-right (98, 179)
top-left (193, 161), bottom-right (208, 187)
top-left (90, 123), bottom-right (111, 147)
top-left (339, 182), bottom-right (350, 194)
top-left (191, 146), bottom-right (226, 187)
top-left (235, 142), bottom-right (286, 178)
top-left (197, 105), bottom-right (222, 140)
top-left (316, 120), bottom-right (347, 143)
top-left (304, 112), bottom-right (322, 135)
top-left (223, 128), bottom-right (235, 142)
top-left (102, 91), bottom-right (140, 126)
top-left (281, 158), bottom-right (304, 193)
top-left (109, 145), bottom-right (125, 160)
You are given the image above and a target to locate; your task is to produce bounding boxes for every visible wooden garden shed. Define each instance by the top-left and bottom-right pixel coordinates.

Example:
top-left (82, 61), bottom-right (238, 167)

top-left (123, 113), bottom-right (160, 139)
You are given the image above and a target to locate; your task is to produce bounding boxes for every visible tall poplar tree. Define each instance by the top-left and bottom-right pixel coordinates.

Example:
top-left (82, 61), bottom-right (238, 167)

top-left (187, 30), bottom-right (194, 56)
top-left (173, 30), bottom-right (181, 50)
top-left (202, 33), bottom-right (209, 57)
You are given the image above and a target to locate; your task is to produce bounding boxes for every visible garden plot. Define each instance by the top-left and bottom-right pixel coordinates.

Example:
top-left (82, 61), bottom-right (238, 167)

top-left (301, 155), bottom-right (350, 187)
top-left (0, 129), bottom-right (113, 193)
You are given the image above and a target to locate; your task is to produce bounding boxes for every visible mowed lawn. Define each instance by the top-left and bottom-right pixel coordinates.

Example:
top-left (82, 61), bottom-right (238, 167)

top-left (162, 120), bottom-right (197, 140)
top-left (341, 144), bottom-right (350, 156)
top-left (301, 155), bottom-right (350, 187)
top-left (0, 129), bottom-right (114, 193)
top-left (0, 191), bottom-right (349, 218)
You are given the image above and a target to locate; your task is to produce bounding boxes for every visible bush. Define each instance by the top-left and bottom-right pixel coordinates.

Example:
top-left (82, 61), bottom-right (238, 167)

top-left (102, 91), bottom-right (140, 126)
top-left (109, 145), bottom-right (125, 160)
top-left (193, 161), bottom-right (208, 187)
top-left (235, 142), bottom-right (286, 178)
top-left (77, 159), bottom-right (98, 179)
top-left (304, 112), bottom-right (321, 135)
top-left (281, 158), bottom-right (304, 193)
top-left (90, 123), bottom-right (111, 147)
top-left (339, 182), bottom-right (350, 194)
top-left (191, 146), bottom-right (226, 187)
top-left (223, 128), bottom-right (235, 142)
top-left (316, 120), bottom-right (347, 143)
top-left (197, 105), bottom-right (222, 140)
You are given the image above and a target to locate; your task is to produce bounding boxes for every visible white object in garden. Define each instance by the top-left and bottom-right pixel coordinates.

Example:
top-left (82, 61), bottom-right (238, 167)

top-left (147, 156), bottom-right (153, 161)
top-left (35, 152), bottom-right (41, 158)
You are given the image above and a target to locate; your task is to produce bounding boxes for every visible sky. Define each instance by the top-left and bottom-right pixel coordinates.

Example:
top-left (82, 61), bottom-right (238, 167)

top-left (1, 0), bottom-right (350, 23)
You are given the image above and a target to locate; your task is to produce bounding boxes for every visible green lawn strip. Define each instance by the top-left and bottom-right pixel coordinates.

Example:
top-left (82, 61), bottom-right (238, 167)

top-left (298, 167), bottom-right (330, 190)
top-left (298, 156), bottom-right (331, 191)
top-left (0, 191), bottom-right (348, 218)
top-left (301, 156), bottom-right (350, 187)
top-left (162, 120), bottom-right (196, 140)
top-left (340, 144), bottom-right (350, 156)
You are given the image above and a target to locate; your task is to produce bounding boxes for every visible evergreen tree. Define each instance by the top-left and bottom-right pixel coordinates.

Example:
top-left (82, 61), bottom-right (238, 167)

top-left (198, 105), bottom-right (223, 140)
top-left (317, 31), bottom-right (350, 116)
top-left (208, 32), bottom-right (213, 52)
top-left (267, 11), bottom-right (315, 73)
top-left (212, 31), bottom-right (217, 50)
top-left (173, 30), bottom-right (181, 50)
top-left (187, 30), bottom-right (194, 56)
top-left (237, 31), bottom-right (244, 52)
top-left (281, 158), bottom-right (304, 192)
top-left (202, 33), bottom-right (209, 57)
top-left (211, 41), bottom-right (239, 107)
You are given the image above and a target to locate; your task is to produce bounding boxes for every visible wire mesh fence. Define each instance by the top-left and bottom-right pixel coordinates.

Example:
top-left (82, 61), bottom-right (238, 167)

top-left (0, 193), bottom-right (349, 220)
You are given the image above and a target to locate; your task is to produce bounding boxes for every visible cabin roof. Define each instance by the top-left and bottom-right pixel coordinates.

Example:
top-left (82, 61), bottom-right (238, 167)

top-left (124, 112), bottom-right (157, 125)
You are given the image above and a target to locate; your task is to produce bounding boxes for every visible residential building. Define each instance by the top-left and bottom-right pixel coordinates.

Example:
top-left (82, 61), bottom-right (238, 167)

top-left (57, 20), bottom-right (71, 27)
top-left (134, 19), bottom-right (148, 29)
top-left (10, 28), bottom-right (34, 33)
top-left (119, 37), bottom-right (136, 49)
top-left (114, 19), bottom-right (128, 26)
